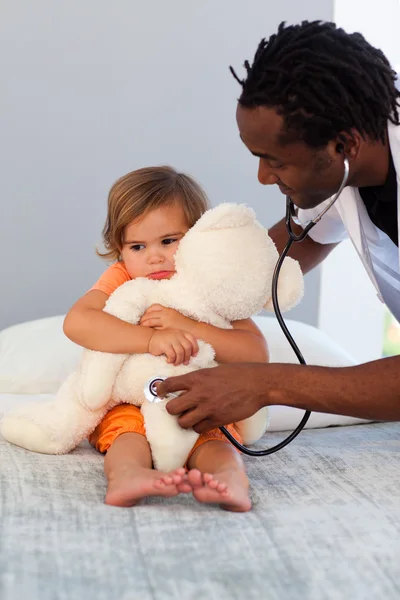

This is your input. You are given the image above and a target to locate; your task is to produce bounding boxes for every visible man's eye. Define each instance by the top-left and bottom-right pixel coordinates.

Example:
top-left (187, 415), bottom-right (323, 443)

top-left (130, 244), bottom-right (145, 251)
top-left (268, 161), bottom-right (284, 169)
top-left (162, 238), bottom-right (178, 246)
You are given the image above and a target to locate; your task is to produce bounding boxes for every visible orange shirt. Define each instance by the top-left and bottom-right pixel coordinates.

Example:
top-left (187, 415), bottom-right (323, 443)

top-left (91, 262), bottom-right (131, 296)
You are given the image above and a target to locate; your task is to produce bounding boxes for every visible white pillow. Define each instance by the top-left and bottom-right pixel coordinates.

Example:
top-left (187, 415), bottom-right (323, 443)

top-left (252, 315), bottom-right (356, 367)
top-left (0, 316), bottom-right (82, 394)
top-left (0, 313), bottom-right (369, 430)
top-left (0, 312), bottom-right (356, 396)
top-left (253, 315), bottom-right (370, 430)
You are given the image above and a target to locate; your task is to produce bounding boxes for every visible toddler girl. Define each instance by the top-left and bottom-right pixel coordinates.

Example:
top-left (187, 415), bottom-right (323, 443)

top-left (63, 166), bottom-right (269, 511)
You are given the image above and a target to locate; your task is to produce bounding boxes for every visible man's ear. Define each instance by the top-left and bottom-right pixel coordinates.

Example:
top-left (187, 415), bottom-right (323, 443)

top-left (336, 130), bottom-right (362, 160)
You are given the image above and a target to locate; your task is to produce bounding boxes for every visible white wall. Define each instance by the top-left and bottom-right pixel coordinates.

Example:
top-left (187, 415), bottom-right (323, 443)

top-left (319, 241), bottom-right (385, 363)
top-left (335, 0), bottom-right (400, 70)
top-left (0, 0), bottom-right (333, 330)
top-left (316, 0), bottom-right (400, 363)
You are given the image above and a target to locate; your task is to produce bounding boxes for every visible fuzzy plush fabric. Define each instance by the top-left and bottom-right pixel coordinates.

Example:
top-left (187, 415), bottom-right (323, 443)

top-left (0, 204), bottom-right (303, 471)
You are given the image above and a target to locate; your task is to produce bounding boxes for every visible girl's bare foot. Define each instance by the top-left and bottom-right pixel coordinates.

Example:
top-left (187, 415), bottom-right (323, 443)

top-left (105, 465), bottom-right (186, 507)
top-left (187, 468), bottom-right (251, 512)
top-left (158, 468), bottom-right (192, 494)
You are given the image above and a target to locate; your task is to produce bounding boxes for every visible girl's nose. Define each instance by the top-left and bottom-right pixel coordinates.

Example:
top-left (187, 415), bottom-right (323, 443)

top-left (148, 250), bottom-right (164, 264)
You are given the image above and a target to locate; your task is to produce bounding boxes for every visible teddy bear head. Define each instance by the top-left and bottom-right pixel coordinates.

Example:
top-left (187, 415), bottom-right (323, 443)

top-left (173, 203), bottom-right (304, 321)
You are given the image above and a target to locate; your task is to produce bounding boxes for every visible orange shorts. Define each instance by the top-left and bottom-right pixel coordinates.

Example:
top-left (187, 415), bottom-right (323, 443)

top-left (89, 404), bottom-right (242, 465)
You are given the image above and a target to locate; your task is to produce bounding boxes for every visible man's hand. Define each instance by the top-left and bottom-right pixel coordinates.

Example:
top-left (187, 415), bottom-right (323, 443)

top-left (140, 304), bottom-right (193, 331)
top-left (156, 355), bottom-right (400, 428)
top-left (157, 364), bottom-right (267, 433)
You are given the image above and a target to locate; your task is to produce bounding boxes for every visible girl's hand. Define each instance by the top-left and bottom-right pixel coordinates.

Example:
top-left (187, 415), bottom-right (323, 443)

top-left (148, 329), bottom-right (199, 366)
top-left (140, 304), bottom-right (192, 331)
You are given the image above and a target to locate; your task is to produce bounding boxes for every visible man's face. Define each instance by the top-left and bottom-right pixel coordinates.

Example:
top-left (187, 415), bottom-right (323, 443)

top-left (236, 104), bottom-right (348, 210)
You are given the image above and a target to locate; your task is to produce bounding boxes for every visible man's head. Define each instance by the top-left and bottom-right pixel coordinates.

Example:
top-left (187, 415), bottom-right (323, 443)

top-left (232, 21), bottom-right (400, 209)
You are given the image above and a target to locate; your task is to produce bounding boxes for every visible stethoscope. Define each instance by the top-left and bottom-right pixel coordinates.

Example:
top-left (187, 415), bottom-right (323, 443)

top-left (145, 157), bottom-right (350, 457)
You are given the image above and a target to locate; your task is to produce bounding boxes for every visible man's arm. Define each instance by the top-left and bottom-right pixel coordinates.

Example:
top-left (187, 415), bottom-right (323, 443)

top-left (269, 217), bottom-right (339, 274)
top-left (158, 358), bottom-right (400, 433)
top-left (264, 359), bottom-right (400, 421)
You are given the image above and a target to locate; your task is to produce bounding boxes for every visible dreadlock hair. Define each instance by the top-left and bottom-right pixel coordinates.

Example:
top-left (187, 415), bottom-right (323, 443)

top-left (230, 21), bottom-right (400, 148)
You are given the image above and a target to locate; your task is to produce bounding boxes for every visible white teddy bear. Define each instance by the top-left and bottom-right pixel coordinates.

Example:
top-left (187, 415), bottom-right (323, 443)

top-left (1, 203), bottom-right (304, 471)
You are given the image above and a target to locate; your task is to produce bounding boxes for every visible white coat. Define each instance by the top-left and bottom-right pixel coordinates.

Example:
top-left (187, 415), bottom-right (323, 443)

top-left (297, 120), bottom-right (400, 321)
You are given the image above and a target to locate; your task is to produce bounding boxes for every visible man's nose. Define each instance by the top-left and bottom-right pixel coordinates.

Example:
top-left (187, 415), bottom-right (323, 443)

top-left (258, 160), bottom-right (279, 185)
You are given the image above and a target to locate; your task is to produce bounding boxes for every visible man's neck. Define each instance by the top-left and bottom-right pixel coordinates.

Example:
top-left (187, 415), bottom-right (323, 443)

top-left (351, 132), bottom-right (390, 188)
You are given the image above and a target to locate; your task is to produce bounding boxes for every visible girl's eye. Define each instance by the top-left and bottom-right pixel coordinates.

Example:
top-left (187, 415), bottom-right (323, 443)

top-left (268, 161), bottom-right (284, 169)
top-left (162, 238), bottom-right (178, 246)
top-left (130, 244), bottom-right (145, 251)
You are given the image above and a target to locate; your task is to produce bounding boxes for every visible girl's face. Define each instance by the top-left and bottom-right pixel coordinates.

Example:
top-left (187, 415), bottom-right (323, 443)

top-left (120, 202), bottom-right (190, 280)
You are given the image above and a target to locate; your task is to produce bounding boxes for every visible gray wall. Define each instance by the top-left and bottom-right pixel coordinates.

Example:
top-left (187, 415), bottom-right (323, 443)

top-left (0, 0), bottom-right (333, 330)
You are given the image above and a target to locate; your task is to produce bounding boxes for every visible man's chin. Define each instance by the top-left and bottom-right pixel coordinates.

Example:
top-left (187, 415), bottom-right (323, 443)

top-left (289, 192), bottom-right (331, 211)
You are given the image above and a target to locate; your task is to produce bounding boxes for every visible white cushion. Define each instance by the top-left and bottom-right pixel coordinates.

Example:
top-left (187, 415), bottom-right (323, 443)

top-left (0, 316), bottom-right (82, 394)
top-left (0, 313), bottom-right (369, 430)
top-left (0, 316), bottom-right (359, 430)
top-left (252, 315), bottom-right (355, 367)
top-left (253, 315), bottom-right (370, 430)
top-left (0, 392), bottom-right (56, 419)
top-left (0, 314), bottom-right (354, 396)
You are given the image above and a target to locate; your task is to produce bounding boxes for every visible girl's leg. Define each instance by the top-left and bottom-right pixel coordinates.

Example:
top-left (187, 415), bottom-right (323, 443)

top-left (185, 440), bottom-right (251, 512)
top-left (90, 405), bottom-right (187, 507)
top-left (104, 432), bottom-right (186, 507)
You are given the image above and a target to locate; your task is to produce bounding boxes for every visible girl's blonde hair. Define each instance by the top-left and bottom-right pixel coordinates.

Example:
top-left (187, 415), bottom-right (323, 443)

top-left (98, 166), bottom-right (210, 262)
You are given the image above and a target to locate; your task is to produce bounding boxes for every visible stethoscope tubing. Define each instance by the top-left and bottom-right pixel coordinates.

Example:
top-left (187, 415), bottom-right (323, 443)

top-left (147, 158), bottom-right (350, 457)
top-left (219, 157), bottom-right (350, 455)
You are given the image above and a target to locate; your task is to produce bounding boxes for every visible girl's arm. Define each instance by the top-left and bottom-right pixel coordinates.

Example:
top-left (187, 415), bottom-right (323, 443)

top-left (140, 306), bottom-right (269, 364)
top-left (186, 317), bottom-right (269, 364)
top-left (63, 291), bottom-right (199, 365)
top-left (63, 290), bottom-right (154, 354)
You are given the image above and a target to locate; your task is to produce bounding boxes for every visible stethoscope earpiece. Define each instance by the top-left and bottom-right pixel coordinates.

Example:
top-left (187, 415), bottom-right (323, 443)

top-left (336, 143), bottom-right (345, 154)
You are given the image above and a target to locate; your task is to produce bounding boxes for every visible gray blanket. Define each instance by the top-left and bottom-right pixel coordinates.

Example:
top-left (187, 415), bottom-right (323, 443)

top-left (1, 422), bottom-right (399, 600)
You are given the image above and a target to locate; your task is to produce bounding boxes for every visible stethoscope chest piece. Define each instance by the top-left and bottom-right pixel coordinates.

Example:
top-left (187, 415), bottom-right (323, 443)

top-left (144, 377), bottom-right (167, 403)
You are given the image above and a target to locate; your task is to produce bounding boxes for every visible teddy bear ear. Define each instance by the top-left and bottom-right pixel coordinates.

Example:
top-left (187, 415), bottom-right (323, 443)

top-left (264, 256), bottom-right (304, 313)
top-left (191, 203), bottom-right (256, 232)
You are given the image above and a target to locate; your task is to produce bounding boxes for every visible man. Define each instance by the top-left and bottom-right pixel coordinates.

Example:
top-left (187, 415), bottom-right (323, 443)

top-left (158, 20), bottom-right (400, 433)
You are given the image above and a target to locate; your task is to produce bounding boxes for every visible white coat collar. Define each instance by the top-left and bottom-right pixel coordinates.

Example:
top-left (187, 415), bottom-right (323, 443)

top-left (333, 120), bottom-right (400, 294)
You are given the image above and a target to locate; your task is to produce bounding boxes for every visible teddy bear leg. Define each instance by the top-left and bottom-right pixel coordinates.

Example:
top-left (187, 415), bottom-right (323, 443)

top-left (0, 373), bottom-right (108, 454)
top-left (79, 352), bottom-right (128, 411)
top-left (141, 400), bottom-right (199, 472)
top-left (234, 407), bottom-right (270, 446)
